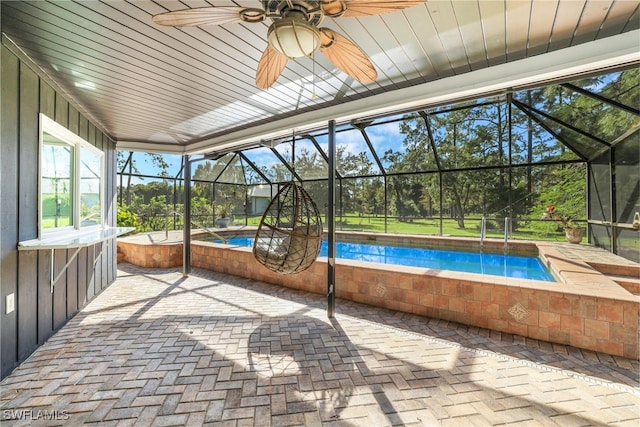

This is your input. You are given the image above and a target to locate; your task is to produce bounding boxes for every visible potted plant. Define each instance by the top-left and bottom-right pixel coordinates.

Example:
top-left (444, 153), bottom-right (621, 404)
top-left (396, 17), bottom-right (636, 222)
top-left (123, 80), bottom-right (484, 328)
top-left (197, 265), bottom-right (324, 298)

top-left (542, 205), bottom-right (584, 243)
top-left (215, 198), bottom-right (234, 228)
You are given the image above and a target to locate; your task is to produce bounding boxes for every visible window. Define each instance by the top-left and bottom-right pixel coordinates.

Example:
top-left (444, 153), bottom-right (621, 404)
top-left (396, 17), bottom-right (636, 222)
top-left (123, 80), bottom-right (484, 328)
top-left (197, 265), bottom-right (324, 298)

top-left (41, 133), bottom-right (74, 229)
top-left (80, 147), bottom-right (102, 226)
top-left (39, 114), bottom-right (103, 236)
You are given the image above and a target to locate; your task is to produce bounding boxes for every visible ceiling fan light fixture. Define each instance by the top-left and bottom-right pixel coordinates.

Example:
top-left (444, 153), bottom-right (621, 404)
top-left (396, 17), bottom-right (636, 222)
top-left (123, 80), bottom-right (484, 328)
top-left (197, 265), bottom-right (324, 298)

top-left (268, 17), bottom-right (320, 58)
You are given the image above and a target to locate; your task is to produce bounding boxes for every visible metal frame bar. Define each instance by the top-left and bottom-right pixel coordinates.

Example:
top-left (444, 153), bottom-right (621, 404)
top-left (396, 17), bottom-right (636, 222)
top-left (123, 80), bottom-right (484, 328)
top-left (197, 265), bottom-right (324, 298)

top-left (352, 123), bottom-right (387, 175)
top-left (117, 156), bottom-right (583, 185)
top-left (507, 94), bottom-right (513, 237)
top-left (561, 83), bottom-right (640, 116)
top-left (514, 99), bottom-right (610, 148)
top-left (327, 120), bottom-right (336, 318)
top-left (303, 134), bottom-right (344, 180)
top-left (270, 146), bottom-right (303, 182)
top-left (610, 146), bottom-right (617, 254)
top-left (212, 152), bottom-right (238, 183)
top-left (418, 111), bottom-right (444, 235)
top-left (511, 101), bottom-right (588, 161)
top-left (237, 152), bottom-right (273, 185)
top-left (183, 155), bottom-right (192, 277)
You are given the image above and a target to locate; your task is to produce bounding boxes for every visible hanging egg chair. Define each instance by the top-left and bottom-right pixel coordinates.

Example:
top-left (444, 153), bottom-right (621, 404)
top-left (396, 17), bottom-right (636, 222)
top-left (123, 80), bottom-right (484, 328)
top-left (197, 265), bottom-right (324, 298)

top-left (253, 182), bottom-right (323, 275)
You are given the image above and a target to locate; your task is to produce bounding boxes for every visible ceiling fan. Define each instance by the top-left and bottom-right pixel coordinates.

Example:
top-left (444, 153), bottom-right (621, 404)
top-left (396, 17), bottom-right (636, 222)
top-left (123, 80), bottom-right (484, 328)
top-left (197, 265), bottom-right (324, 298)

top-left (152, 0), bottom-right (427, 89)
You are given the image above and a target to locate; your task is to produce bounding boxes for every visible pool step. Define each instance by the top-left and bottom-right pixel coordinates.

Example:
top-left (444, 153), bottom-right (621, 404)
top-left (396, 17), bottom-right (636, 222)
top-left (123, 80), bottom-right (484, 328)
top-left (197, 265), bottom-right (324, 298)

top-left (583, 260), bottom-right (640, 295)
top-left (604, 274), bottom-right (640, 296)
top-left (587, 261), bottom-right (640, 278)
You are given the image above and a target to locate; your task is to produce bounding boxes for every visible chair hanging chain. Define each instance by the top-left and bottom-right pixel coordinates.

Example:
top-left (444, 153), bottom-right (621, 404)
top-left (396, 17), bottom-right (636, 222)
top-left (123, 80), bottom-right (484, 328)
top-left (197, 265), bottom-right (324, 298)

top-left (291, 130), bottom-right (296, 183)
top-left (291, 130), bottom-right (298, 216)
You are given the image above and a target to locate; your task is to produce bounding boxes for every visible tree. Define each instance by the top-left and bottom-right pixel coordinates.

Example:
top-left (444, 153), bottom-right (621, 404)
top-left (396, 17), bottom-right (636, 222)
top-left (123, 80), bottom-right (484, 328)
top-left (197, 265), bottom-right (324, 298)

top-left (394, 107), bottom-right (507, 228)
top-left (117, 151), bottom-right (174, 206)
top-left (133, 195), bottom-right (172, 231)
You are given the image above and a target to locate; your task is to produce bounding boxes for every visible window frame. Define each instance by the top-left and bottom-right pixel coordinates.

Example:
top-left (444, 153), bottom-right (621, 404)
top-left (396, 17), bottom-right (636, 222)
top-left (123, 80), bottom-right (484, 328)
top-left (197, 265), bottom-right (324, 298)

top-left (39, 113), bottom-right (104, 239)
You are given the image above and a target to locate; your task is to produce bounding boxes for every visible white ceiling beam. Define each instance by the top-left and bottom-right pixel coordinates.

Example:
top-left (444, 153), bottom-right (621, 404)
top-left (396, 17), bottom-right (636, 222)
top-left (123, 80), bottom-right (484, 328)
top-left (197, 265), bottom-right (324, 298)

top-left (115, 140), bottom-right (186, 154)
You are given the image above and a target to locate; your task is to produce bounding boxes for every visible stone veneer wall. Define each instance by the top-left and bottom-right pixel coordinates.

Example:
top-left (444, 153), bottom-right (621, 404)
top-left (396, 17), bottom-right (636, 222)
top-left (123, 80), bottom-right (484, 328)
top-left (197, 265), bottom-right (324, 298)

top-left (117, 236), bottom-right (639, 359)
top-left (118, 241), bottom-right (183, 268)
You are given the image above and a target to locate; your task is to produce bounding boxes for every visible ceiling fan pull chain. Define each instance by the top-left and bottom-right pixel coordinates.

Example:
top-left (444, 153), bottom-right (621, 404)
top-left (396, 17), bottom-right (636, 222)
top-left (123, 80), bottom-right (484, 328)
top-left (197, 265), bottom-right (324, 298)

top-left (312, 52), bottom-right (317, 99)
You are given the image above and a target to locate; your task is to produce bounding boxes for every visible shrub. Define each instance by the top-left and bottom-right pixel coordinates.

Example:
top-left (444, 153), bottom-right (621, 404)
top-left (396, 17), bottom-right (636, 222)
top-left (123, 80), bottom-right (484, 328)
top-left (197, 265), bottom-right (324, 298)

top-left (117, 204), bottom-right (140, 232)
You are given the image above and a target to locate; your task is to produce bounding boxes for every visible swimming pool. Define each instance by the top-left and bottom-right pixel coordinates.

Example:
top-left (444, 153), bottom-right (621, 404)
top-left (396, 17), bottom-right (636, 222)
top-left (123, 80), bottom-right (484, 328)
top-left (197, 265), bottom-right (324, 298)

top-left (216, 237), bottom-right (555, 282)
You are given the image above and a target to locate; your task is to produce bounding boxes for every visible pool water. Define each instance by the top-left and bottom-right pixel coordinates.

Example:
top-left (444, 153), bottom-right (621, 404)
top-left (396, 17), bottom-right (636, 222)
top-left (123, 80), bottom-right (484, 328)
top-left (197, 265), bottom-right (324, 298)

top-left (216, 237), bottom-right (555, 282)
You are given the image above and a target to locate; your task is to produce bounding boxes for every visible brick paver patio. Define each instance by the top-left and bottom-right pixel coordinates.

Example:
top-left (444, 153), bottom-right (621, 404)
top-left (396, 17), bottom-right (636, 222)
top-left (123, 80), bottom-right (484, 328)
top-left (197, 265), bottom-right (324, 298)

top-left (1, 264), bottom-right (638, 426)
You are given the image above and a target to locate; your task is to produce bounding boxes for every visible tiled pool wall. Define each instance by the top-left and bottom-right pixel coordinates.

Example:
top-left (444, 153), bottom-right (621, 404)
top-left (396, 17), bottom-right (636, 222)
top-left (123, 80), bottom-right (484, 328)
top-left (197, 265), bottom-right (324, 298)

top-left (118, 231), bottom-right (639, 359)
top-left (118, 240), bottom-right (183, 268)
top-left (333, 231), bottom-right (539, 257)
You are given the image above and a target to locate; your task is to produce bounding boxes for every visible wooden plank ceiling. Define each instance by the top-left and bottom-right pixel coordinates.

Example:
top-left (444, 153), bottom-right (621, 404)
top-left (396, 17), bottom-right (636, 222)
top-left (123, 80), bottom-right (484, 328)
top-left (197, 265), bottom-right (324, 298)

top-left (1, 0), bottom-right (638, 153)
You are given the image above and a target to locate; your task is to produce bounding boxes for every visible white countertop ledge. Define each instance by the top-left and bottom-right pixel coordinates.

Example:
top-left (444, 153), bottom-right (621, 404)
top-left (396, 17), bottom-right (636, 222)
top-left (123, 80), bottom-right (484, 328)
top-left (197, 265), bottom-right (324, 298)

top-left (18, 227), bottom-right (135, 250)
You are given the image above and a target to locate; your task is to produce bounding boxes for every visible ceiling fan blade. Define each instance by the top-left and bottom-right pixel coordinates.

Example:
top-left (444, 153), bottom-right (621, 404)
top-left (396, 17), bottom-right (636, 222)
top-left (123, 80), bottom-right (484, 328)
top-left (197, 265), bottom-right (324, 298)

top-left (152, 7), bottom-right (247, 27)
top-left (319, 28), bottom-right (377, 84)
top-left (322, 0), bottom-right (427, 18)
top-left (256, 44), bottom-right (289, 89)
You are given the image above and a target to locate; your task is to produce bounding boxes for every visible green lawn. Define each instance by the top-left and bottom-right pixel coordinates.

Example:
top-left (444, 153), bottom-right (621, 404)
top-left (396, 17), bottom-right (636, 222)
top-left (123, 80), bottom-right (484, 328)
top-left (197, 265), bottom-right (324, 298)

top-left (243, 214), bottom-right (567, 242)
top-left (42, 217), bottom-right (72, 229)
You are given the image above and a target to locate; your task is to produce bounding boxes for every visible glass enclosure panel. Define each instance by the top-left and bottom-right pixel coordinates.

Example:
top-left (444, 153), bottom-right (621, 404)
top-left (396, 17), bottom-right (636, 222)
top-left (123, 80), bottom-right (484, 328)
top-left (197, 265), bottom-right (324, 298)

top-left (128, 178), bottom-right (179, 231)
top-left (568, 69), bottom-right (639, 138)
top-left (539, 83), bottom-right (633, 144)
top-left (513, 76), bottom-right (638, 158)
top-left (213, 183), bottom-right (244, 220)
top-left (192, 154), bottom-right (228, 182)
top-left (308, 132), bottom-right (329, 167)
top-left (217, 154), bottom-right (247, 185)
top-left (602, 69), bottom-right (639, 111)
top-left (41, 133), bottom-right (74, 230)
top-left (614, 131), bottom-right (639, 224)
top-left (379, 116), bottom-right (438, 173)
top-left (367, 113), bottom-right (423, 171)
top-left (304, 128), bottom-right (385, 178)
top-left (617, 228), bottom-right (640, 263)
top-left (510, 165), bottom-right (545, 240)
top-left (272, 142), bottom-right (294, 182)
top-left (438, 169), bottom-right (506, 237)
top-left (247, 184), bottom-right (277, 218)
top-left (589, 152), bottom-right (611, 222)
top-left (301, 180), bottom-right (328, 227)
top-left (79, 147), bottom-right (102, 226)
top-left (238, 160), bottom-right (265, 185)
top-left (591, 224), bottom-right (612, 252)
top-left (113, 68), bottom-right (638, 263)
top-left (428, 103), bottom-right (508, 169)
top-left (525, 109), bottom-right (604, 159)
top-left (510, 104), bottom-right (581, 163)
top-left (533, 162), bottom-right (587, 233)
top-left (242, 146), bottom-right (285, 183)
top-left (385, 174), bottom-right (436, 234)
top-left (334, 127), bottom-right (380, 177)
top-left (293, 136), bottom-right (328, 180)
top-left (118, 151), bottom-right (183, 181)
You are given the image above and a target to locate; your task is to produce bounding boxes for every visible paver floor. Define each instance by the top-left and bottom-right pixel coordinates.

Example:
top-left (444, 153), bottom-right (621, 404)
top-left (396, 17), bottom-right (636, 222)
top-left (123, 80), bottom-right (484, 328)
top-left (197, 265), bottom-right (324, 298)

top-left (1, 264), bottom-right (639, 426)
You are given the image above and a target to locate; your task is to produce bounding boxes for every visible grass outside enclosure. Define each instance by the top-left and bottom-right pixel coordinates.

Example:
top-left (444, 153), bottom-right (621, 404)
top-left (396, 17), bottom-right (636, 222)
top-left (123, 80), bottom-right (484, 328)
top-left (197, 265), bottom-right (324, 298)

top-left (243, 213), bottom-right (570, 242)
top-left (125, 207), bottom-right (571, 243)
top-left (41, 217), bottom-right (72, 229)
